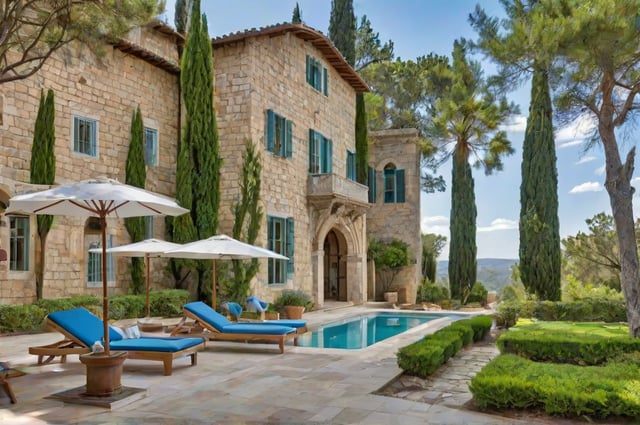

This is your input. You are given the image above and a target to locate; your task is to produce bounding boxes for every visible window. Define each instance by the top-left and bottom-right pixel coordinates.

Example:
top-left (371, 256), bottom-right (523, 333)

top-left (266, 110), bottom-right (292, 158)
top-left (9, 216), bottom-right (29, 271)
top-left (384, 165), bottom-right (405, 203)
top-left (144, 127), bottom-right (158, 166)
top-left (87, 236), bottom-right (115, 287)
top-left (267, 216), bottom-right (294, 285)
top-left (308, 129), bottom-right (332, 174)
top-left (368, 166), bottom-right (377, 203)
top-left (306, 55), bottom-right (328, 95)
top-left (347, 150), bottom-right (356, 181)
top-left (73, 115), bottom-right (97, 157)
top-left (144, 216), bottom-right (154, 239)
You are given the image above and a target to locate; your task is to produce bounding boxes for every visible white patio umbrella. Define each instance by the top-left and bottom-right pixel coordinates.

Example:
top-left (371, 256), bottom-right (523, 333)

top-left (90, 238), bottom-right (182, 318)
top-left (6, 178), bottom-right (188, 356)
top-left (163, 234), bottom-right (288, 309)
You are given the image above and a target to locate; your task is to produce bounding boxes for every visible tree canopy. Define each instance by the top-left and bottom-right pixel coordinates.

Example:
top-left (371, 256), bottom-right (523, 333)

top-left (0, 0), bottom-right (163, 84)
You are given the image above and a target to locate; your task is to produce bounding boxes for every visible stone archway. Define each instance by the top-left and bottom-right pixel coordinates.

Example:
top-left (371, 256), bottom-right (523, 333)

top-left (323, 228), bottom-right (348, 301)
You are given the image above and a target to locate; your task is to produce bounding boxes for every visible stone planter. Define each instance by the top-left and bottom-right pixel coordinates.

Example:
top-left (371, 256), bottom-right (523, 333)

top-left (79, 351), bottom-right (127, 397)
top-left (264, 311), bottom-right (280, 320)
top-left (283, 306), bottom-right (305, 320)
top-left (383, 291), bottom-right (398, 304)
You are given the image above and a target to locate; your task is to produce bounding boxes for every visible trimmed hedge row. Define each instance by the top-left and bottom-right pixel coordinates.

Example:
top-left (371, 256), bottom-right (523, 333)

top-left (497, 322), bottom-right (638, 365)
top-left (0, 290), bottom-right (190, 334)
top-left (497, 299), bottom-right (626, 326)
top-left (469, 354), bottom-right (640, 418)
top-left (397, 315), bottom-right (492, 378)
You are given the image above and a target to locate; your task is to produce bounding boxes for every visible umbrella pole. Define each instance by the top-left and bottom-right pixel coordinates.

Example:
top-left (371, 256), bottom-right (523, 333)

top-left (212, 259), bottom-right (217, 310)
top-left (145, 254), bottom-right (151, 318)
top-left (100, 215), bottom-right (110, 356)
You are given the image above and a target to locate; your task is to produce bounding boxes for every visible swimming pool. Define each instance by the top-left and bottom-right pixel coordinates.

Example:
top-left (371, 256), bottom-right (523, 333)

top-left (297, 311), bottom-right (460, 349)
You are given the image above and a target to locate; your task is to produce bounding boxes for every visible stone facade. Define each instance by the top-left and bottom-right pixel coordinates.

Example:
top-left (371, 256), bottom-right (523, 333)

top-left (0, 22), bottom-right (421, 309)
top-left (0, 23), bottom-right (181, 304)
top-left (367, 129), bottom-right (423, 304)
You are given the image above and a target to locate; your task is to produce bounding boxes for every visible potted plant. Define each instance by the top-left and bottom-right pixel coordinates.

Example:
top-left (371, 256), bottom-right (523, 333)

top-left (264, 304), bottom-right (280, 321)
top-left (368, 238), bottom-right (410, 303)
top-left (273, 289), bottom-right (313, 319)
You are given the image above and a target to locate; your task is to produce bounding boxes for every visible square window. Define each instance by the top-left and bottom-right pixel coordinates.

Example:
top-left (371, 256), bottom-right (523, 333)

top-left (73, 115), bottom-right (98, 157)
top-left (144, 127), bottom-right (158, 166)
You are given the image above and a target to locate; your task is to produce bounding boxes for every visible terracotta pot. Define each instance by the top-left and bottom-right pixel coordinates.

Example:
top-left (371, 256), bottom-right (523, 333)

top-left (264, 311), bottom-right (280, 320)
top-left (79, 351), bottom-right (127, 397)
top-left (283, 305), bottom-right (305, 320)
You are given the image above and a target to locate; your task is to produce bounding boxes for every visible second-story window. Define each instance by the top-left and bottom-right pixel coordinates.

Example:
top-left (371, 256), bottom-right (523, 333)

top-left (308, 129), bottom-right (332, 174)
top-left (73, 115), bottom-right (98, 157)
top-left (384, 163), bottom-right (405, 203)
top-left (306, 55), bottom-right (328, 96)
top-left (144, 127), bottom-right (158, 166)
top-left (346, 150), bottom-right (356, 181)
top-left (266, 110), bottom-right (292, 158)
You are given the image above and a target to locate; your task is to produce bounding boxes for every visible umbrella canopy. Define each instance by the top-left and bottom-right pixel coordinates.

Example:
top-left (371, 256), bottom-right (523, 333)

top-left (163, 234), bottom-right (288, 309)
top-left (6, 178), bottom-right (188, 356)
top-left (90, 238), bottom-right (183, 318)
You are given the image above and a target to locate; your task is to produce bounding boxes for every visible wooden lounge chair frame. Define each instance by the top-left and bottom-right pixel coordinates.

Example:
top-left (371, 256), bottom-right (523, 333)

top-left (0, 366), bottom-right (25, 404)
top-left (30, 316), bottom-right (204, 376)
top-left (171, 308), bottom-right (298, 354)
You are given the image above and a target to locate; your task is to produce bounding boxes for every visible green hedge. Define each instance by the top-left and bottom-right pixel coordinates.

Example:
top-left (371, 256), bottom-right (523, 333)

top-left (397, 315), bottom-right (493, 378)
top-left (0, 290), bottom-right (190, 334)
top-left (497, 321), bottom-right (639, 365)
top-left (496, 299), bottom-right (627, 326)
top-left (470, 354), bottom-right (640, 418)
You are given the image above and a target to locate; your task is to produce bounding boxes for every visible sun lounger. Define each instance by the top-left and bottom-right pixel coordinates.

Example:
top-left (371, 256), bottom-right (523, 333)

top-left (29, 308), bottom-right (206, 375)
top-left (0, 362), bottom-right (25, 404)
top-left (170, 301), bottom-right (299, 353)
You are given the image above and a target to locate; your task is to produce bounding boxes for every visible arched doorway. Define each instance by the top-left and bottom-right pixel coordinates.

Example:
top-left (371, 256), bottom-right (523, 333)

top-left (323, 229), bottom-right (347, 301)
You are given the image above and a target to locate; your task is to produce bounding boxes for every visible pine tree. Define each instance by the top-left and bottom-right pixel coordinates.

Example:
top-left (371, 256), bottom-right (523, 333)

top-left (519, 66), bottom-right (560, 300)
top-left (292, 3), bottom-right (302, 23)
top-left (125, 106), bottom-right (146, 294)
top-left (30, 89), bottom-right (55, 300)
top-left (179, 0), bottom-right (221, 303)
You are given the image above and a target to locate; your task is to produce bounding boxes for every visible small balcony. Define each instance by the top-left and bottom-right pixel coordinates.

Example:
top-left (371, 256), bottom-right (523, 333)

top-left (307, 174), bottom-right (369, 212)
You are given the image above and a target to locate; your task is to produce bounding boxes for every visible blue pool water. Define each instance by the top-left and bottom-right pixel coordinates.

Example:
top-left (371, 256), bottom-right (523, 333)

top-left (297, 312), bottom-right (460, 349)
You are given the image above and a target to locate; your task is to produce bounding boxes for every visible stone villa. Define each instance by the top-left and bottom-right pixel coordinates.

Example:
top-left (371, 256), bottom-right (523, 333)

top-left (0, 20), bottom-right (422, 308)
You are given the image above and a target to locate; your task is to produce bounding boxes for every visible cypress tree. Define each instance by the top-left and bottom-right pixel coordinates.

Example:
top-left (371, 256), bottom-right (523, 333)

top-left (30, 89), bottom-right (55, 300)
top-left (125, 106), bottom-right (146, 294)
top-left (448, 147), bottom-right (477, 299)
top-left (175, 0), bottom-right (192, 57)
top-left (329, 0), bottom-right (368, 185)
top-left (292, 3), bottom-right (302, 23)
top-left (222, 140), bottom-right (263, 303)
top-left (519, 66), bottom-right (560, 300)
top-left (180, 0), bottom-right (221, 303)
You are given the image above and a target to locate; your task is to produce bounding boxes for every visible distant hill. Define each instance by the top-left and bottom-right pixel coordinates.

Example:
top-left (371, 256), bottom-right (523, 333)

top-left (436, 258), bottom-right (518, 294)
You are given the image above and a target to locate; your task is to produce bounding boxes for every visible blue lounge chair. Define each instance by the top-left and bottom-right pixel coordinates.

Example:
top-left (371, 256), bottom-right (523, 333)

top-left (171, 301), bottom-right (299, 353)
top-left (29, 308), bottom-right (205, 375)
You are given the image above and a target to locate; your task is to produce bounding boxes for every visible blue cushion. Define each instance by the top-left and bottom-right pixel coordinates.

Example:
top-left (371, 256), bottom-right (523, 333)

top-left (263, 319), bottom-right (306, 329)
top-left (184, 301), bottom-right (231, 331)
top-left (246, 296), bottom-right (268, 312)
top-left (47, 308), bottom-right (124, 347)
top-left (221, 323), bottom-right (295, 335)
top-left (110, 337), bottom-right (204, 353)
top-left (223, 302), bottom-right (243, 317)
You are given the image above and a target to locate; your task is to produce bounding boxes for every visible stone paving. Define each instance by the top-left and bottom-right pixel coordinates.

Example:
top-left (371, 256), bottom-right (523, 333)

top-left (0, 306), bottom-right (555, 425)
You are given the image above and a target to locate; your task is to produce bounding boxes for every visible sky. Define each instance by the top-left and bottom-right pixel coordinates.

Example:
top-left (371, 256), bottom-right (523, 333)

top-left (160, 0), bottom-right (627, 260)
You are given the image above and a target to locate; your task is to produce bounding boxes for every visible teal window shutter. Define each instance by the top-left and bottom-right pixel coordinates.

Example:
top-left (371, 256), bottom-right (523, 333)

top-left (323, 67), bottom-right (328, 96)
top-left (286, 217), bottom-right (294, 275)
top-left (396, 169), bottom-right (405, 203)
top-left (284, 119), bottom-right (292, 157)
top-left (266, 109), bottom-right (275, 152)
top-left (309, 129), bottom-right (315, 173)
top-left (306, 55), bottom-right (312, 84)
top-left (326, 138), bottom-right (333, 173)
top-left (368, 166), bottom-right (377, 203)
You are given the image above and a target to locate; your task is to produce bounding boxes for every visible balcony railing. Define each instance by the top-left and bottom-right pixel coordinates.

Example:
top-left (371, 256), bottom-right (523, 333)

top-left (307, 173), bottom-right (369, 207)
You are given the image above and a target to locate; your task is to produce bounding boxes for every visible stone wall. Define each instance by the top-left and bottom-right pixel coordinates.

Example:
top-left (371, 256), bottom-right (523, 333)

top-left (0, 26), bottom-right (181, 305)
top-left (367, 129), bottom-right (423, 304)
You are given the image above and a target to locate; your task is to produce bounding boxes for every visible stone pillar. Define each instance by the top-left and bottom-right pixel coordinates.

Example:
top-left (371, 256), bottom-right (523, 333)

top-left (312, 249), bottom-right (324, 308)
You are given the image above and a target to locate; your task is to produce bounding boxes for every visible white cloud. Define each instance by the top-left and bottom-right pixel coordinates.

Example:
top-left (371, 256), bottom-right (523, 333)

top-left (501, 115), bottom-right (527, 133)
top-left (632, 177), bottom-right (640, 185)
top-left (421, 215), bottom-right (449, 236)
top-left (595, 165), bottom-right (606, 176)
top-left (556, 115), bottom-right (597, 149)
top-left (569, 182), bottom-right (603, 194)
top-left (575, 156), bottom-right (596, 165)
top-left (477, 218), bottom-right (518, 233)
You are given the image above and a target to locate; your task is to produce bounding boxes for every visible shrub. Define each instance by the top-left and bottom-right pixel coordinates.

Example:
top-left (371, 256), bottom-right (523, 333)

top-left (149, 289), bottom-right (190, 317)
top-left (415, 279), bottom-right (449, 304)
top-left (465, 282), bottom-right (488, 305)
top-left (470, 354), bottom-right (640, 418)
top-left (0, 304), bottom-right (46, 333)
top-left (273, 289), bottom-right (314, 311)
top-left (495, 299), bottom-right (626, 323)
